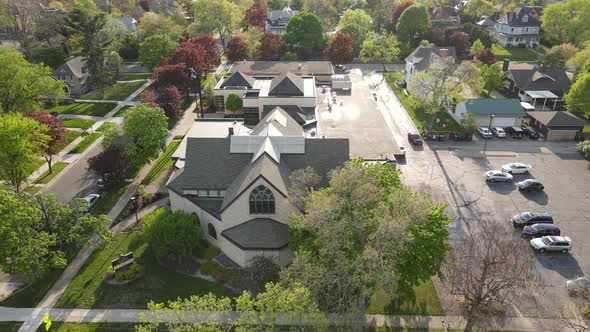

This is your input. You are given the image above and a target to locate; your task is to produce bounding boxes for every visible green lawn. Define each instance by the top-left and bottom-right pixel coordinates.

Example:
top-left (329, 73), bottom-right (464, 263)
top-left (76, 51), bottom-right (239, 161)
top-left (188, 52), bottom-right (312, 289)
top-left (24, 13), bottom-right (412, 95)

top-left (117, 72), bottom-right (152, 81)
top-left (24, 185), bottom-right (43, 195)
top-left (70, 133), bottom-right (101, 154)
top-left (492, 43), bottom-right (543, 62)
top-left (0, 268), bottom-right (64, 307)
top-left (385, 72), bottom-right (462, 132)
top-left (367, 279), bottom-right (444, 315)
top-left (62, 118), bottom-right (96, 130)
top-left (114, 105), bottom-right (134, 117)
top-left (92, 183), bottom-right (129, 217)
top-left (63, 130), bottom-right (82, 147)
top-left (96, 122), bottom-right (117, 132)
top-left (55, 231), bottom-right (233, 309)
top-left (34, 161), bottom-right (69, 184)
top-left (45, 103), bottom-right (116, 117)
top-left (142, 140), bottom-right (181, 185)
top-left (0, 322), bottom-right (22, 332)
top-left (81, 81), bottom-right (146, 101)
top-left (25, 159), bottom-right (46, 178)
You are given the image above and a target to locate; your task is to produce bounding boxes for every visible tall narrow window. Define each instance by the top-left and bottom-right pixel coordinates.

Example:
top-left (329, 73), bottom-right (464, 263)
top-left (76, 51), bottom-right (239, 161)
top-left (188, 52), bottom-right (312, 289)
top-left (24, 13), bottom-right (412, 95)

top-left (208, 224), bottom-right (217, 239)
top-left (249, 185), bottom-right (275, 214)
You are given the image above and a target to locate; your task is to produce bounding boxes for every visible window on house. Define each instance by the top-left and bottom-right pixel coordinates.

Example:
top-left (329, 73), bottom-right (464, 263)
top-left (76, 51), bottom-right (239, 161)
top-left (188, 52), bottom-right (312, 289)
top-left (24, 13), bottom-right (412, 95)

top-left (208, 224), bottom-right (217, 239)
top-left (511, 28), bottom-right (514, 32)
top-left (249, 185), bottom-right (275, 214)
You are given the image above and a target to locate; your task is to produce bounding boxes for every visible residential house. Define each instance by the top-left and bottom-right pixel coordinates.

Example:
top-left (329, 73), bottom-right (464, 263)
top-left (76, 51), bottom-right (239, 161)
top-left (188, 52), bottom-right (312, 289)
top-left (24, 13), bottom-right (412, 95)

top-left (113, 17), bottom-right (138, 35)
top-left (493, 6), bottom-right (541, 48)
top-left (452, 98), bottom-right (526, 127)
top-left (404, 44), bottom-right (457, 85)
top-left (431, 7), bottom-right (460, 23)
top-left (527, 111), bottom-right (589, 141)
top-left (51, 56), bottom-right (90, 96)
top-left (266, 7), bottom-right (299, 34)
top-left (167, 108), bottom-right (350, 267)
top-left (503, 61), bottom-right (572, 110)
top-left (229, 60), bottom-right (334, 85)
top-left (477, 16), bottom-right (496, 32)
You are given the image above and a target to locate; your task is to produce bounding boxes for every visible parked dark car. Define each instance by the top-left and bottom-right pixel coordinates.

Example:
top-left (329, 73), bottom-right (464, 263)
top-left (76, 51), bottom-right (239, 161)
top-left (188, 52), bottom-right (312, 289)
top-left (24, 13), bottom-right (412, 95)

top-left (505, 126), bottom-right (524, 139)
top-left (512, 211), bottom-right (553, 227)
top-left (522, 223), bottom-right (561, 238)
top-left (517, 179), bottom-right (544, 191)
top-left (407, 133), bottom-right (423, 146)
top-left (522, 126), bottom-right (540, 139)
top-left (395, 79), bottom-right (407, 88)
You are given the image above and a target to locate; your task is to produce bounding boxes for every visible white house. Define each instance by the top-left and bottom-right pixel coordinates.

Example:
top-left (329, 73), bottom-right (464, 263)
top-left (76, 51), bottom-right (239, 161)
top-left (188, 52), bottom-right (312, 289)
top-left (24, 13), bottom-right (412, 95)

top-left (493, 6), bottom-right (541, 48)
top-left (404, 44), bottom-right (457, 85)
top-left (266, 7), bottom-right (299, 34)
top-left (453, 98), bottom-right (526, 127)
top-left (167, 108), bottom-right (350, 267)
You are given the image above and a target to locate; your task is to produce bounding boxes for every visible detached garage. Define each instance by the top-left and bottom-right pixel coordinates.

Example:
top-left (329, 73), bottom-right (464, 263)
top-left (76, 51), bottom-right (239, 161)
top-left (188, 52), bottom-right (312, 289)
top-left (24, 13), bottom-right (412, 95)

top-left (527, 111), bottom-right (588, 141)
top-left (453, 98), bottom-right (526, 127)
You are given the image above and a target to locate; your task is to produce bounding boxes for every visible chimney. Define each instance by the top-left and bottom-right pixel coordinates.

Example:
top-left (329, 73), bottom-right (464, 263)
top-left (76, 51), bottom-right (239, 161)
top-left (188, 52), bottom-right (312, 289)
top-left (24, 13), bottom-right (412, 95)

top-left (502, 59), bottom-right (510, 72)
top-left (228, 127), bottom-right (234, 136)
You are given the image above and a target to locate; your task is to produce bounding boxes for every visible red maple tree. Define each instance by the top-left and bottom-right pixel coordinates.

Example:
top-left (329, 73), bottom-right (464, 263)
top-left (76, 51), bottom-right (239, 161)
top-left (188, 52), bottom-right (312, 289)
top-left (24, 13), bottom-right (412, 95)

top-left (323, 33), bottom-right (353, 65)
top-left (152, 63), bottom-right (190, 93)
top-left (430, 27), bottom-right (446, 46)
top-left (156, 86), bottom-right (182, 118)
top-left (226, 35), bottom-right (249, 61)
top-left (476, 48), bottom-right (497, 65)
top-left (258, 32), bottom-right (287, 60)
top-left (391, 1), bottom-right (414, 33)
top-left (139, 90), bottom-right (159, 108)
top-left (190, 34), bottom-right (221, 68)
top-left (244, 0), bottom-right (267, 29)
top-left (172, 41), bottom-right (209, 117)
top-left (24, 109), bottom-right (65, 173)
top-left (451, 31), bottom-right (471, 55)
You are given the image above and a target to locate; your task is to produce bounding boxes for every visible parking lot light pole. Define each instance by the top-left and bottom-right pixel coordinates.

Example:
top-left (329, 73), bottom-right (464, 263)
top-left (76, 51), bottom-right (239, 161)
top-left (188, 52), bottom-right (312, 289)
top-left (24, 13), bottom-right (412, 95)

top-left (130, 195), bottom-right (139, 226)
top-left (483, 114), bottom-right (495, 154)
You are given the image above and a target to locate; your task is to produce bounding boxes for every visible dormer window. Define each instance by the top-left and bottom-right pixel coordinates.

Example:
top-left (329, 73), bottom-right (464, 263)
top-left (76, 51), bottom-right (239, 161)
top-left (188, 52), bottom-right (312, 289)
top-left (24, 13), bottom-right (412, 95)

top-left (522, 15), bottom-right (528, 23)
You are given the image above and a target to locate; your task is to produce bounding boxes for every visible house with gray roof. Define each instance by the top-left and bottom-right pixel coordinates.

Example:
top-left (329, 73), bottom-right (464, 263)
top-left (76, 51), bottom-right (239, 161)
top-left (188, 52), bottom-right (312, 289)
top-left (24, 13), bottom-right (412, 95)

top-left (404, 44), bottom-right (457, 85)
top-left (452, 98), bottom-right (526, 127)
top-left (493, 6), bottom-right (541, 48)
top-left (167, 108), bottom-right (350, 267)
top-left (51, 56), bottom-right (90, 96)
top-left (266, 7), bottom-right (299, 34)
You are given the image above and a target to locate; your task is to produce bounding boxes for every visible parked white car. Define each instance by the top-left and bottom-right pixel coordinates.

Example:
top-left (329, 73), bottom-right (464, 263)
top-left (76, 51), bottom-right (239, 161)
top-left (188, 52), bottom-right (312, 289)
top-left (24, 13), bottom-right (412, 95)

top-left (484, 170), bottom-right (513, 182)
top-left (566, 276), bottom-right (590, 296)
top-left (501, 163), bottom-right (532, 174)
top-left (491, 127), bottom-right (506, 138)
top-left (82, 194), bottom-right (101, 213)
top-left (530, 236), bottom-right (572, 253)
top-left (477, 127), bottom-right (493, 138)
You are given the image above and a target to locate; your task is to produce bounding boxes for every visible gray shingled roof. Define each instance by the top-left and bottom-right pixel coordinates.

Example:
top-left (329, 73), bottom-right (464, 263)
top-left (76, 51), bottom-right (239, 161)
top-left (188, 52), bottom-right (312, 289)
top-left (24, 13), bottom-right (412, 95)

top-left (220, 71), bottom-right (255, 88)
top-left (261, 105), bottom-right (313, 125)
top-left (268, 72), bottom-right (304, 96)
top-left (504, 7), bottom-right (540, 27)
top-left (252, 107), bottom-right (304, 136)
top-left (52, 56), bottom-right (87, 79)
top-left (507, 67), bottom-right (571, 93)
top-left (229, 61), bottom-right (334, 77)
top-left (405, 45), bottom-right (457, 72)
top-left (527, 111), bottom-right (589, 127)
top-left (268, 7), bottom-right (299, 22)
top-left (221, 218), bottom-right (290, 249)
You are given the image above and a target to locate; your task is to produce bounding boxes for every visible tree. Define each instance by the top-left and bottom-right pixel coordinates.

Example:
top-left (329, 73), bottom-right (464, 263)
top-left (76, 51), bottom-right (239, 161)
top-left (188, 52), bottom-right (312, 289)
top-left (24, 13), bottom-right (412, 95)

top-left (136, 12), bottom-right (182, 41)
top-left (475, 48), bottom-right (496, 65)
top-left (479, 64), bottom-right (504, 92)
top-left (462, 23), bottom-right (493, 48)
top-left (543, 50), bottom-right (566, 69)
top-left (390, 1), bottom-right (414, 33)
top-left (244, 0), bottom-right (267, 29)
top-left (287, 166), bottom-right (321, 211)
top-left (283, 12), bottom-right (326, 51)
top-left (282, 160), bottom-right (450, 316)
top-left (396, 4), bottom-right (430, 48)
top-left (566, 73), bottom-right (590, 120)
top-left (226, 35), bottom-right (249, 61)
top-left (136, 282), bottom-right (326, 331)
top-left (0, 0), bottom-right (39, 59)
top-left (469, 39), bottom-right (485, 55)
top-left (229, 256), bottom-right (280, 295)
top-left (243, 27), bottom-right (263, 58)
top-left (464, 0), bottom-right (494, 20)
top-left (139, 35), bottom-right (178, 69)
top-left (152, 63), bottom-right (191, 93)
top-left (0, 114), bottom-right (49, 193)
top-left (542, 0), bottom-right (590, 46)
top-left (143, 208), bottom-right (203, 258)
top-left (365, 0), bottom-right (396, 34)
top-left (32, 46), bottom-right (67, 69)
top-left (337, 9), bottom-right (373, 55)
top-left (0, 190), bottom-right (111, 282)
top-left (225, 93), bottom-right (243, 112)
top-left (258, 32), bottom-right (287, 60)
top-left (290, 0), bottom-right (303, 10)
top-left (267, 0), bottom-right (289, 10)
top-left (577, 140), bottom-right (590, 161)
top-left (409, 61), bottom-right (483, 130)
top-left (443, 224), bottom-right (538, 332)
top-left (568, 43), bottom-right (590, 73)
top-left (302, 0), bottom-right (339, 30)
top-left (462, 112), bottom-right (478, 135)
top-left (0, 47), bottom-right (65, 113)
top-left (359, 33), bottom-right (400, 63)
top-left (88, 143), bottom-right (131, 188)
top-left (156, 86), bottom-right (182, 118)
top-left (191, 34), bottom-right (221, 69)
top-left (24, 110), bottom-right (65, 174)
top-left (323, 33), bottom-right (354, 65)
top-left (123, 104), bottom-right (168, 166)
top-left (171, 39), bottom-right (211, 117)
top-left (190, 0), bottom-right (241, 50)
top-left (451, 31), bottom-right (470, 55)
top-left (430, 26), bottom-right (446, 46)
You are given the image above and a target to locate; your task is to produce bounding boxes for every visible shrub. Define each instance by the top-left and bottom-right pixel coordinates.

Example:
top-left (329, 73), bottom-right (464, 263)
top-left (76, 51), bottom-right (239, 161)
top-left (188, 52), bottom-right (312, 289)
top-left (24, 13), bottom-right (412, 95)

top-left (203, 246), bottom-right (221, 260)
top-left (200, 260), bottom-right (231, 283)
top-left (228, 256), bottom-right (280, 294)
top-left (225, 93), bottom-right (243, 112)
top-left (578, 140), bottom-right (590, 161)
top-left (143, 208), bottom-right (204, 257)
top-left (201, 260), bottom-right (218, 275)
top-left (104, 266), bottom-right (115, 280)
top-left (114, 263), bottom-right (142, 281)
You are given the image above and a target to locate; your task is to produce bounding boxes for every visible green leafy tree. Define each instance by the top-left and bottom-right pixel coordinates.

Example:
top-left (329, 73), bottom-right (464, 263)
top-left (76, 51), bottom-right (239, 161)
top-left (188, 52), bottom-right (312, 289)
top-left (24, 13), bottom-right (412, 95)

top-left (359, 34), bottom-right (400, 63)
top-left (139, 35), bottom-right (178, 69)
top-left (0, 191), bottom-right (111, 282)
top-left (396, 4), bottom-right (430, 48)
top-left (189, 0), bottom-right (241, 50)
top-left (543, 50), bottom-right (566, 69)
top-left (283, 12), bottom-right (326, 51)
top-left (541, 0), bottom-right (590, 46)
top-left (567, 43), bottom-right (590, 73)
top-left (479, 64), bottom-right (504, 92)
top-left (123, 103), bottom-right (168, 166)
top-left (225, 93), bottom-right (243, 112)
top-left (136, 12), bottom-right (183, 42)
top-left (566, 73), bottom-right (590, 120)
top-left (302, 0), bottom-right (339, 30)
top-left (365, 0), bottom-right (396, 33)
top-left (462, 111), bottom-right (478, 135)
top-left (143, 208), bottom-right (203, 258)
top-left (0, 47), bottom-right (65, 113)
top-left (31, 46), bottom-right (67, 69)
top-left (338, 9), bottom-right (374, 55)
top-left (0, 113), bottom-right (49, 193)
top-left (577, 140), bottom-right (590, 161)
top-left (470, 39), bottom-right (485, 55)
top-left (267, 0), bottom-right (289, 10)
top-left (281, 160), bottom-right (450, 317)
top-left (464, 0), bottom-right (494, 20)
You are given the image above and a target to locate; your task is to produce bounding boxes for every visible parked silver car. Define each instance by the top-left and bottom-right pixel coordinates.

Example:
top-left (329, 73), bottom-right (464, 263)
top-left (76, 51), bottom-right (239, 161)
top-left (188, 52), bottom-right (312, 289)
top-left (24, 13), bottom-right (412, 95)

top-left (530, 236), bottom-right (572, 253)
top-left (484, 170), bottom-right (513, 182)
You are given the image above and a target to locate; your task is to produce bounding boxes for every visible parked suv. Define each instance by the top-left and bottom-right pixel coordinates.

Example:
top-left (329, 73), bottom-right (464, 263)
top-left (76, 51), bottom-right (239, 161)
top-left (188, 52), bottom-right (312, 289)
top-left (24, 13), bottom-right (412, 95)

top-left (512, 211), bottom-right (553, 227)
top-left (521, 223), bottom-right (561, 238)
top-left (407, 133), bottom-right (423, 146)
top-left (530, 236), bottom-right (572, 253)
top-left (505, 126), bottom-right (524, 139)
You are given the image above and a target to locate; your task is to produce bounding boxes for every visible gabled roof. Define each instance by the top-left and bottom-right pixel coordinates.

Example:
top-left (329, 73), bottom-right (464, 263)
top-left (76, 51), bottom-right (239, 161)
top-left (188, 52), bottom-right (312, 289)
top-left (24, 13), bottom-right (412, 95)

top-left (220, 71), bottom-right (255, 88)
top-left (262, 105), bottom-right (312, 125)
top-left (463, 98), bottom-right (526, 117)
top-left (507, 66), bottom-right (571, 93)
top-left (222, 218), bottom-right (290, 249)
top-left (252, 107), bottom-right (304, 136)
top-left (527, 111), bottom-right (589, 127)
top-left (405, 45), bottom-right (457, 72)
top-left (502, 6), bottom-right (541, 27)
top-left (268, 71), bottom-right (304, 96)
top-left (477, 16), bottom-right (495, 28)
top-left (52, 56), bottom-right (87, 79)
top-left (268, 7), bottom-right (299, 21)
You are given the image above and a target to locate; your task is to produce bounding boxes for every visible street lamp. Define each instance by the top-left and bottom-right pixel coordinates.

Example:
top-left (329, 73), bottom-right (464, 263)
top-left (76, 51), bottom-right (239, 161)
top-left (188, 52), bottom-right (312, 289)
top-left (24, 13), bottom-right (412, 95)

top-left (130, 195), bottom-right (139, 226)
top-left (483, 114), bottom-right (495, 154)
